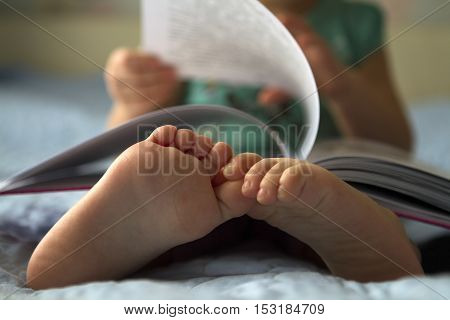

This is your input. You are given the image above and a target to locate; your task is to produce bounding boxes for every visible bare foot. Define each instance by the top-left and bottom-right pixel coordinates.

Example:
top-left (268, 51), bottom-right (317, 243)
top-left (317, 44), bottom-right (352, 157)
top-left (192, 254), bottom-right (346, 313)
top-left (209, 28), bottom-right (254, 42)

top-left (27, 126), bottom-right (260, 289)
top-left (224, 158), bottom-right (423, 282)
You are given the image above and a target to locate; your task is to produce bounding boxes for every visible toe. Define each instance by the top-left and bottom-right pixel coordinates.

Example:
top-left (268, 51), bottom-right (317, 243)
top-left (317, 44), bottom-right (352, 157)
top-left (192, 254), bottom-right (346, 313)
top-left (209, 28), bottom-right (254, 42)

top-left (258, 160), bottom-right (298, 205)
top-left (202, 142), bottom-right (233, 176)
top-left (212, 153), bottom-right (262, 188)
top-left (192, 135), bottom-right (214, 159)
top-left (278, 163), bottom-right (337, 211)
top-left (175, 129), bottom-right (196, 152)
top-left (215, 180), bottom-right (256, 221)
top-left (222, 153), bottom-right (263, 181)
top-left (241, 159), bottom-right (279, 198)
top-left (171, 128), bottom-right (214, 159)
top-left (277, 162), bottom-right (310, 202)
top-left (148, 125), bottom-right (177, 146)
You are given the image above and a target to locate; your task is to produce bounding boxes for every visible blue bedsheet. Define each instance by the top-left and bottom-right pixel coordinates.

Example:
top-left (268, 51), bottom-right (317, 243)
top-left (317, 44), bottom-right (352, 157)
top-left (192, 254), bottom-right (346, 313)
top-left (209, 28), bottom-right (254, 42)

top-left (1, 71), bottom-right (449, 299)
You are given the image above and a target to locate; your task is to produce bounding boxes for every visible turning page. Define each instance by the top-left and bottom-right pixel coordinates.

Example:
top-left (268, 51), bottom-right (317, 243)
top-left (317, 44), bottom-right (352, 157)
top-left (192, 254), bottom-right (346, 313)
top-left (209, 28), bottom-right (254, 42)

top-left (0, 105), bottom-right (289, 195)
top-left (141, 0), bottom-right (320, 158)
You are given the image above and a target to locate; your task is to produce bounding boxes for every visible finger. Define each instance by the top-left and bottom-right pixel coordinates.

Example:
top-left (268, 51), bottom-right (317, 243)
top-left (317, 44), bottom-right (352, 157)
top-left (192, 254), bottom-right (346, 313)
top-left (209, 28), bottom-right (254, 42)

top-left (108, 48), bottom-right (162, 73)
top-left (128, 55), bottom-right (165, 73)
top-left (115, 86), bottom-right (158, 105)
top-left (109, 48), bottom-right (177, 76)
top-left (120, 51), bottom-right (165, 73)
top-left (258, 88), bottom-right (291, 106)
top-left (116, 82), bottom-right (176, 104)
top-left (112, 67), bottom-right (176, 89)
top-left (277, 13), bottom-right (313, 35)
top-left (296, 39), bottom-right (345, 89)
top-left (295, 32), bottom-right (326, 51)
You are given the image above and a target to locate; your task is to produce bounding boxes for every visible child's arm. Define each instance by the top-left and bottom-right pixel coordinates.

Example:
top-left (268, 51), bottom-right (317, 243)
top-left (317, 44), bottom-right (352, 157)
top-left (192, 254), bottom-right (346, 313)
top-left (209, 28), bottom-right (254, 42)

top-left (318, 49), bottom-right (412, 151)
top-left (105, 48), bottom-right (183, 128)
top-left (260, 16), bottom-right (412, 151)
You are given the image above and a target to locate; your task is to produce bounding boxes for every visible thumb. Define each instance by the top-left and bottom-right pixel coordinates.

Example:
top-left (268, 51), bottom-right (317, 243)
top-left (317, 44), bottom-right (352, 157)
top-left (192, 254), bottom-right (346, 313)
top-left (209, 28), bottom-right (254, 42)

top-left (258, 87), bottom-right (291, 106)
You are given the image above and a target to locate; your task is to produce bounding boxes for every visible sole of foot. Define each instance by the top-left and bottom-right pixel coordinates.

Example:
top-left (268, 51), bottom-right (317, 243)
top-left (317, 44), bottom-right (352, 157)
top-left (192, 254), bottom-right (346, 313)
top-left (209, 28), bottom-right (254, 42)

top-left (223, 158), bottom-right (423, 282)
top-left (27, 126), bottom-right (261, 289)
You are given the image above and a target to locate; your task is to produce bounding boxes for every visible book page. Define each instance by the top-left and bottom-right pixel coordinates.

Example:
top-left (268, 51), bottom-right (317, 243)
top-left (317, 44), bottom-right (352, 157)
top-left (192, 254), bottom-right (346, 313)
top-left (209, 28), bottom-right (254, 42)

top-left (310, 139), bottom-right (450, 180)
top-left (310, 139), bottom-right (450, 217)
top-left (141, 0), bottom-right (319, 158)
top-left (0, 105), bottom-right (289, 195)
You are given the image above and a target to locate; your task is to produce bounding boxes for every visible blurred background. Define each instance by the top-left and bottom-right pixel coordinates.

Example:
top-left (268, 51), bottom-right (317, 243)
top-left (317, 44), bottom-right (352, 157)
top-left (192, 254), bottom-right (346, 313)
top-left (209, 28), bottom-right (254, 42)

top-left (0, 0), bottom-right (449, 106)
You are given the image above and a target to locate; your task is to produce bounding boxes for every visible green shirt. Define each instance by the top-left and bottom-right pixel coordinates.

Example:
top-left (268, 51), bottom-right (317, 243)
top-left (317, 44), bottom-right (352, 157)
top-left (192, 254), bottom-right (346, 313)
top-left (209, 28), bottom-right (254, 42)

top-left (182, 0), bottom-right (384, 153)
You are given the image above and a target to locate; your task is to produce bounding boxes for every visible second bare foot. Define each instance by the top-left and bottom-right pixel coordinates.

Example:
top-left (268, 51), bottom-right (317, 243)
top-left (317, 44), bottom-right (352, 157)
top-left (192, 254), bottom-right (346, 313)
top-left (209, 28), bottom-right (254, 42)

top-left (224, 158), bottom-right (423, 282)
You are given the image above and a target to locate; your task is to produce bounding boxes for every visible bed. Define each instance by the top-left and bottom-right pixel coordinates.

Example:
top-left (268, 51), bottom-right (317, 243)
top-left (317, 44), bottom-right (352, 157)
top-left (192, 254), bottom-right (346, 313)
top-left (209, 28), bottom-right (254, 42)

top-left (1, 71), bottom-right (449, 299)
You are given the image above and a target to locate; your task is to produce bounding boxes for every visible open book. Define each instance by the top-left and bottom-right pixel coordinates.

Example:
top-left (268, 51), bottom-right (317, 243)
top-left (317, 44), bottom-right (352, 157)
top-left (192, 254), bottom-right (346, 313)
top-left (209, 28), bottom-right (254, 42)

top-left (1, 0), bottom-right (449, 229)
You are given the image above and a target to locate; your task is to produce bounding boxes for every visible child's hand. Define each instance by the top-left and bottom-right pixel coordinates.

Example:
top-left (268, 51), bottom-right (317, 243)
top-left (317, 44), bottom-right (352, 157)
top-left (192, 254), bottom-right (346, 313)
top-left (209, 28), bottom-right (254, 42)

top-left (259, 14), bottom-right (346, 107)
top-left (260, 14), bottom-right (412, 150)
top-left (106, 48), bottom-right (182, 126)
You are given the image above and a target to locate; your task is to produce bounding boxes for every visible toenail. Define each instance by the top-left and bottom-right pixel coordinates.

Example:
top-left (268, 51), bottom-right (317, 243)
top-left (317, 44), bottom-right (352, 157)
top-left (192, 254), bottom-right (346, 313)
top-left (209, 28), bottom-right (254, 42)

top-left (223, 164), bottom-right (234, 177)
top-left (257, 188), bottom-right (269, 198)
top-left (242, 180), bottom-right (251, 190)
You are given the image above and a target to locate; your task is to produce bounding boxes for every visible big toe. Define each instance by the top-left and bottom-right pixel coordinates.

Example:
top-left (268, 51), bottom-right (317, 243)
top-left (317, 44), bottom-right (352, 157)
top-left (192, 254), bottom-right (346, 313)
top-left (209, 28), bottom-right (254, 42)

top-left (223, 153), bottom-right (263, 180)
top-left (212, 153), bottom-right (263, 187)
top-left (214, 180), bottom-right (256, 221)
top-left (278, 163), bottom-right (340, 212)
top-left (175, 129), bottom-right (214, 159)
top-left (148, 125), bottom-right (178, 146)
top-left (201, 142), bottom-right (233, 176)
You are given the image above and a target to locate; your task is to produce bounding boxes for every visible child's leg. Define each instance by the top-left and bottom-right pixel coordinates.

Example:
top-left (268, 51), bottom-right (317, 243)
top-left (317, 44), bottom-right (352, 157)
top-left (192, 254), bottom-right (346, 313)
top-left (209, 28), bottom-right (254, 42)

top-left (27, 126), bottom-right (260, 289)
top-left (223, 158), bottom-right (423, 282)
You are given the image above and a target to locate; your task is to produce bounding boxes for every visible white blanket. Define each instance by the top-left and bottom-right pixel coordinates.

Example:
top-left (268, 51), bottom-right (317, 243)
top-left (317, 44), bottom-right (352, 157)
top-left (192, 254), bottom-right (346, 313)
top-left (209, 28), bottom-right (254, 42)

top-left (1, 73), bottom-right (449, 299)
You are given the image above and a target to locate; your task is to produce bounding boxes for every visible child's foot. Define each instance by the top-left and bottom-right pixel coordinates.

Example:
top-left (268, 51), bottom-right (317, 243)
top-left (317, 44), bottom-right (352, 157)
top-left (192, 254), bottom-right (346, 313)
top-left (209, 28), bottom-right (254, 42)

top-left (224, 158), bottom-right (423, 282)
top-left (27, 126), bottom-right (260, 289)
